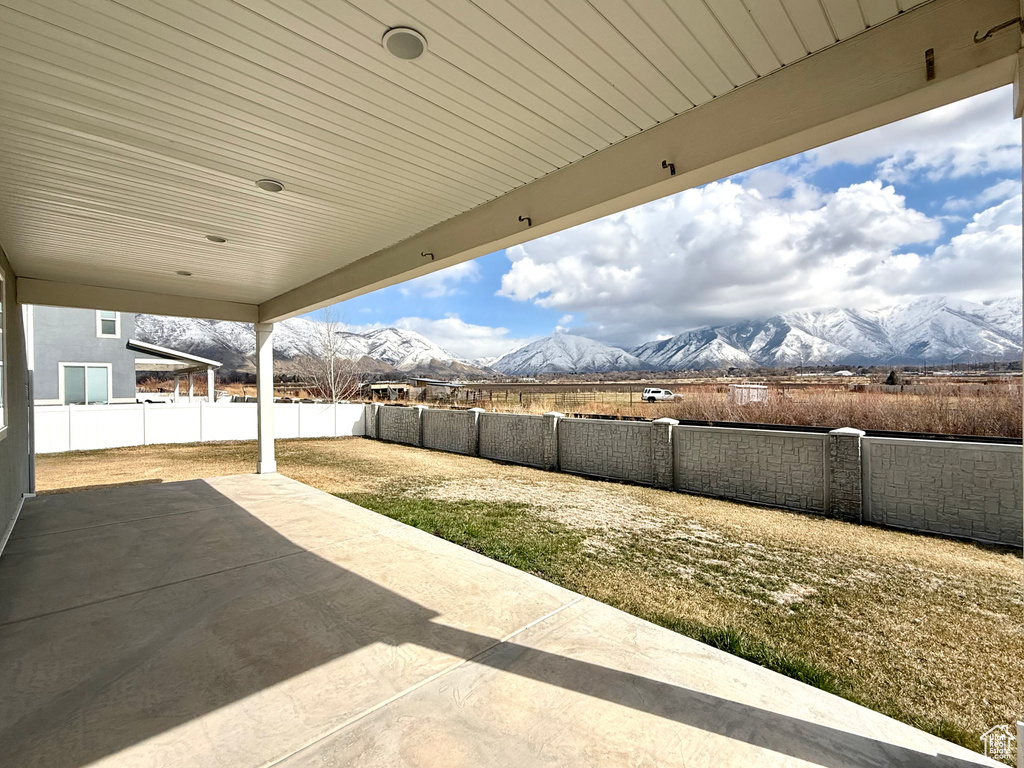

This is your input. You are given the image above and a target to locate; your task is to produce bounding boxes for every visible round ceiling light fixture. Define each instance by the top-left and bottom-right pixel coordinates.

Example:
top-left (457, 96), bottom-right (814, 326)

top-left (205, 235), bottom-right (228, 243)
top-left (382, 27), bottom-right (427, 60)
top-left (255, 178), bottom-right (285, 193)
top-left (176, 270), bottom-right (193, 276)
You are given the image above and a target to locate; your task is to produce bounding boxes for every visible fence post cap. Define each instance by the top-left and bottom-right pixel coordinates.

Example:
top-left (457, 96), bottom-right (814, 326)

top-left (467, 407), bottom-right (486, 413)
top-left (413, 404), bottom-right (430, 410)
top-left (829, 427), bottom-right (866, 436)
top-left (543, 411), bottom-right (565, 418)
top-left (652, 417), bottom-right (679, 425)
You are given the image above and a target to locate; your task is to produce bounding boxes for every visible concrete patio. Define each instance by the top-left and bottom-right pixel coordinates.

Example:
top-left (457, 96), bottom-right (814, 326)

top-left (0, 474), bottom-right (1001, 767)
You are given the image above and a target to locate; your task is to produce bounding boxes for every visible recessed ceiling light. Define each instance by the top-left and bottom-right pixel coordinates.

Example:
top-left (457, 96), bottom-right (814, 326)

top-left (382, 27), bottom-right (427, 60)
top-left (205, 235), bottom-right (227, 243)
top-left (255, 178), bottom-right (284, 193)
top-left (176, 270), bottom-right (193, 276)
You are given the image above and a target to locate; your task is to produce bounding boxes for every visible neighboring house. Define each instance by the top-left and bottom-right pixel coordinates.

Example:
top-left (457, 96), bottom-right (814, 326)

top-left (28, 306), bottom-right (137, 405)
top-left (28, 307), bottom-right (222, 405)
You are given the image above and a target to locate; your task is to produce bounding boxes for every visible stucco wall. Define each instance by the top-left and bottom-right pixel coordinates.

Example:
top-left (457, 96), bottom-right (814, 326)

top-left (478, 412), bottom-right (546, 468)
top-left (862, 437), bottom-right (1023, 546)
top-left (31, 306), bottom-right (137, 402)
top-left (422, 409), bottom-right (478, 455)
top-left (377, 406), bottom-right (422, 446)
top-left (558, 418), bottom-right (653, 484)
top-left (0, 244), bottom-right (31, 551)
top-left (673, 426), bottom-right (827, 513)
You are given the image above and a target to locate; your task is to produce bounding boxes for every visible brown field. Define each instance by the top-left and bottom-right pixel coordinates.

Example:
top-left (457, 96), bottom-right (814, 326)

top-left (35, 437), bottom-right (1023, 758)
top-left (458, 381), bottom-right (1023, 438)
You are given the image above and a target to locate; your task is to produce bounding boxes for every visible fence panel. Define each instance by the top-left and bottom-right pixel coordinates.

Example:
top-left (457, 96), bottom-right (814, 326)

top-left (203, 403), bottom-right (256, 442)
top-left (422, 409), bottom-right (477, 454)
top-left (478, 412), bottom-right (545, 467)
top-left (334, 404), bottom-right (366, 437)
top-left (70, 405), bottom-right (145, 451)
top-left (558, 418), bottom-right (653, 484)
top-left (144, 404), bottom-right (202, 445)
top-left (34, 406), bottom-right (70, 453)
top-left (33, 402), bottom-right (366, 453)
top-left (673, 426), bottom-right (827, 513)
top-left (378, 406), bottom-right (422, 445)
top-left (862, 437), bottom-right (1023, 546)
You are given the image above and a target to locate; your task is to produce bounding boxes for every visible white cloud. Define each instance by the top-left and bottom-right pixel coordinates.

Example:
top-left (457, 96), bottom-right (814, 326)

top-left (870, 194), bottom-right (1022, 299)
top-left (393, 314), bottom-right (531, 360)
top-left (558, 314), bottom-right (573, 325)
top-left (805, 86), bottom-right (1020, 181)
top-left (499, 176), bottom-right (1019, 348)
top-left (398, 260), bottom-right (480, 298)
top-left (943, 178), bottom-right (1020, 212)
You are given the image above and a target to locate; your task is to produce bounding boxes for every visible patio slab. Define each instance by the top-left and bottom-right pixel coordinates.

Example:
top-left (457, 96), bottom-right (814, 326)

top-left (0, 474), bottom-right (1000, 767)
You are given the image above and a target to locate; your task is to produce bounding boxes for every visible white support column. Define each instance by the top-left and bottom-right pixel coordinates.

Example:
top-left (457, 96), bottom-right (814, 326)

top-left (188, 373), bottom-right (194, 403)
top-left (207, 368), bottom-right (215, 403)
top-left (173, 375), bottom-right (180, 403)
top-left (256, 322), bottom-right (276, 474)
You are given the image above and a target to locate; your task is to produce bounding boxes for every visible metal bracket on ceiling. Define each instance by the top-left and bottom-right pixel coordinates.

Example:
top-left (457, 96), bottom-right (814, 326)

top-left (925, 48), bottom-right (935, 81)
top-left (973, 17), bottom-right (1023, 43)
top-left (518, 215), bottom-right (532, 227)
top-left (662, 160), bottom-right (676, 176)
top-left (421, 251), bottom-right (434, 261)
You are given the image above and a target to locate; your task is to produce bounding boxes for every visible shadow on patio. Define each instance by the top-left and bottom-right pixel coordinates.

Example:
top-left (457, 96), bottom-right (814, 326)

top-left (0, 475), bottom-right (998, 767)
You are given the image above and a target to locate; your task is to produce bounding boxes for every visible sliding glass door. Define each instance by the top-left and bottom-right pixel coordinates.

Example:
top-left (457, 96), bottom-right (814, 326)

top-left (62, 364), bottom-right (109, 405)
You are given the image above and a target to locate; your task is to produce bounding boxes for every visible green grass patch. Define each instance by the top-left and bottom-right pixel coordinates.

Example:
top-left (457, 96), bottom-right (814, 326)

top-left (639, 610), bottom-right (845, 694)
top-left (339, 492), bottom-right (585, 577)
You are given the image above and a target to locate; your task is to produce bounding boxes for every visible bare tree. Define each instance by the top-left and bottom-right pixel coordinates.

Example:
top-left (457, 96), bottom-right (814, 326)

top-left (305, 307), bottom-right (360, 402)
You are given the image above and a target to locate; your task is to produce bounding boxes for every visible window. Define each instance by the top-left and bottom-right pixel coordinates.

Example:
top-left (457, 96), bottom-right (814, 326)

top-left (96, 310), bottom-right (120, 338)
top-left (60, 364), bottom-right (110, 405)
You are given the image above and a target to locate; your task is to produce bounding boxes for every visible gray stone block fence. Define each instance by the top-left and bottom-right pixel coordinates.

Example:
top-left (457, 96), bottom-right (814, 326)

top-left (862, 437), bottom-right (1021, 546)
top-left (673, 425), bottom-right (827, 514)
top-left (478, 412), bottom-right (548, 468)
top-left (422, 407), bottom-right (483, 455)
top-left (558, 417), bottom-right (653, 485)
top-left (377, 404), bottom-right (424, 446)
top-left (363, 404), bottom-right (1022, 547)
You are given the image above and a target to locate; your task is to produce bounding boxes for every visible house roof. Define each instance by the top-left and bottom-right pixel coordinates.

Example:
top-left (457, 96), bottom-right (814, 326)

top-left (409, 378), bottom-right (464, 387)
top-left (129, 338), bottom-right (221, 375)
top-left (3, 0), bottom-right (1019, 323)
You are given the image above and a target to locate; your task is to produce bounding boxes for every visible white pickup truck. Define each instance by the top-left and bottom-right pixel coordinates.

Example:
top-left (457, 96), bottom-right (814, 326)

top-left (642, 387), bottom-right (678, 403)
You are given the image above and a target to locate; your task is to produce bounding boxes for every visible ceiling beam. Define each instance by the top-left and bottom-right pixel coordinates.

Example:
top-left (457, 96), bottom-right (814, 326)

top-left (17, 278), bottom-right (258, 323)
top-left (260, 0), bottom-right (1020, 324)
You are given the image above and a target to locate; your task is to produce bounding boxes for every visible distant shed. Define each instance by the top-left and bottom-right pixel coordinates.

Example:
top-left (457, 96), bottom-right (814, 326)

top-left (729, 384), bottom-right (769, 405)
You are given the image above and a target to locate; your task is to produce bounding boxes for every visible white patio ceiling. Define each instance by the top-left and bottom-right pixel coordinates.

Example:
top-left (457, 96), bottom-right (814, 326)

top-left (0, 0), bottom-right (1020, 323)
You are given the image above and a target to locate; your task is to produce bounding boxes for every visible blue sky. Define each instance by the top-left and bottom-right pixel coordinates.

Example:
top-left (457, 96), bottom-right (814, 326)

top-left (310, 86), bottom-right (1022, 361)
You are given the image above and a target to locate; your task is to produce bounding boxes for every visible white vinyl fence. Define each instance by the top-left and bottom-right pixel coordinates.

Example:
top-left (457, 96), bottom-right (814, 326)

top-left (34, 402), bottom-right (366, 453)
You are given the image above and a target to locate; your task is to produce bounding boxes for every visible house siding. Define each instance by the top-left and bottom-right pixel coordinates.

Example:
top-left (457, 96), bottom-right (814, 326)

top-left (0, 244), bottom-right (32, 549)
top-left (32, 307), bottom-right (137, 402)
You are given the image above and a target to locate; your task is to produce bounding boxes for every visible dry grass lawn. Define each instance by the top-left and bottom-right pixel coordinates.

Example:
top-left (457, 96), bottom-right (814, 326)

top-left (36, 437), bottom-right (1023, 756)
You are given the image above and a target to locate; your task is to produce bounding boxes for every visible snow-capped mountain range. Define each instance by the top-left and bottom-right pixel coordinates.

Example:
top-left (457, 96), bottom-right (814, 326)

top-left (492, 333), bottom-right (651, 376)
top-left (631, 296), bottom-right (1022, 371)
top-left (137, 296), bottom-right (1022, 378)
top-left (135, 315), bottom-right (487, 378)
